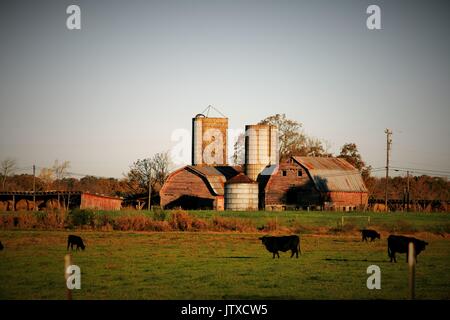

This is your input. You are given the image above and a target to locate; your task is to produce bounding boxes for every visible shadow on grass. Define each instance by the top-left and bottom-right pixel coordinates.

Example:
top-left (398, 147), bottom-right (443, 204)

top-left (221, 256), bottom-right (259, 259)
top-left (324, 258), bottom-right (388, 263)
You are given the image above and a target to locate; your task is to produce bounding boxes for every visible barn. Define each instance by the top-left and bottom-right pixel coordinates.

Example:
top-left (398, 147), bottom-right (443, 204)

top-left (263, 157), bottom-right (369, 211)
top-left (160, 165), bottom-right (241, 210)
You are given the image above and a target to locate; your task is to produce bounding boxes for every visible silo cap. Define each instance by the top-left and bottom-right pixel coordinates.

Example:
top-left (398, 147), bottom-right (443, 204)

top-left (225, 173), bottom-right (257, 184)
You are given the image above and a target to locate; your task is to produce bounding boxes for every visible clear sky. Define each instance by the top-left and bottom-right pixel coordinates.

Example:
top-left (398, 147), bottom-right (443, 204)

top-left (1, 0), bottom-right (449, 179)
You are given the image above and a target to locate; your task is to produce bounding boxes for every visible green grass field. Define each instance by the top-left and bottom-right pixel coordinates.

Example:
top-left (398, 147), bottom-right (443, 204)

top-left (1, 224), bottom-right (449, 299)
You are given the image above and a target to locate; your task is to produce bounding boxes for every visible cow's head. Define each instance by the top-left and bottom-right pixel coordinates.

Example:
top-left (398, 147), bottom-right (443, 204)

top-left (376, 232), bottom-right (381, 240)
top-left (80, 243), bottom-right (86, 251)
top-left (416, 240), bottom-right (428, 253)
top-left (259, 236), bottom-right (267, 245)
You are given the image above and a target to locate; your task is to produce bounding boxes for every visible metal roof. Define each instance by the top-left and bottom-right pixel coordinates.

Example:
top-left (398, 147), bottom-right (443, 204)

top-left (186, 165), bottom-right (242, 195)
top-left (292, 157), bottom-right (368, 193)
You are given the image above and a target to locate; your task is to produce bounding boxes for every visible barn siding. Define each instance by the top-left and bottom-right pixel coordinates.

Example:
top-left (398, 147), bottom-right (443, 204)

top-left (160, 168), bottom-right (217, 209)
top-left (264, 162), bottom-right (321, 207)
top-left (80, 193), bottom-right (122, 211)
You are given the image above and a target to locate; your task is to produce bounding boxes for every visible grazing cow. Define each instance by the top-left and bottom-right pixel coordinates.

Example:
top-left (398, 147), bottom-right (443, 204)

top-left (361, 229), bottom-right (381, 242)
top-left (259, 235), bottom-right (301, 259)
top-left (387, 235), bottom-right (428, 263)
top-left (67, 235), bottom-right (85, 251)
top-left (0, 241), bottom-right (3, 250)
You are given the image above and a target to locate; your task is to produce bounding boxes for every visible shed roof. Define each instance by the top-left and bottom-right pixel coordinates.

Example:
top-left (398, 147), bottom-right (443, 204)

top-left (292, 157), bottom-right (368, 193)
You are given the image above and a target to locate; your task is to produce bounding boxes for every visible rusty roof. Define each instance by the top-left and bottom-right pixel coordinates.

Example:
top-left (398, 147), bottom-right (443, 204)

top-left (292, 157), bottom-right (368, 193)
top-left (186, 165), bottom-right (242, 195)
top-left (225, 173), bottom-right (256, 184)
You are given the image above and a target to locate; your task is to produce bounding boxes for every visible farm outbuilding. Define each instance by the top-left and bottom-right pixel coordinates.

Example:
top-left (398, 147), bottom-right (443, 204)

top-left (263, 157), bottom-right (368, 211)
top-left (160, 112), bottom-right (369, 211)
top-left (0, 191), bottom-right (123, 211)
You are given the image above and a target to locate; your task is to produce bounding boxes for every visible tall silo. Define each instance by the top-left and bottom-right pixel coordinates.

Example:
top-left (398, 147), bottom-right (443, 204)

top-left (244, 124), bottom-right (278, 181)
top-left (192, 114), bottom-right (228, 166)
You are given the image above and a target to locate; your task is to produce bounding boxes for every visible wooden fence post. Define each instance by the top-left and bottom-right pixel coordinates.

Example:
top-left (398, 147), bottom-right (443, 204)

top-left (408, 242), bottom-right (416, 300)
top-left (65, 254), bottom-right (73, 300)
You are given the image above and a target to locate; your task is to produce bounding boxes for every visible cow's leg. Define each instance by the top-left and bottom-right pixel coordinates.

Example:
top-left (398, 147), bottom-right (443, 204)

top-left (290, 250), bottom-right (294, 258)
top-left (277, 251), bottom-right (280, 259)
top-left (296, 249), bottom-right (299, 258)
top-left (272, 252), bottom-right (276, 259)
top-left (67, 241), bottom-right (70, 251)
top-left (71, 243), bottom-right (74, 251)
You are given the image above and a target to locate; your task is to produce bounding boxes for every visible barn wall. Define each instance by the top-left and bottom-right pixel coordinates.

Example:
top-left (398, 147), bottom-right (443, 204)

top-left (326, 192), bottom-right (369, 210)
top-left (264, 162), bottom-right (321, 208)
top-left (160, 168), bottom-right (217, 209)
top-left (80, 194), bottom-right (122, 211)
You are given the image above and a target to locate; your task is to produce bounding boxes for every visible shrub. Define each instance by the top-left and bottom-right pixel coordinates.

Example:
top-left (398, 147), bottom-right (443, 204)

top-left (70, 209), bottom-right (95, 227)
top-left (113, 215), bottom-right (150, 231)
top-left (153, 209), bottom-right (167, 221)
top-left (191, 218), bottom-right (208, 231)
top-left (211, 216), bottom-right (255, 232)
top-left (169, 210), bottom-right (193, 231)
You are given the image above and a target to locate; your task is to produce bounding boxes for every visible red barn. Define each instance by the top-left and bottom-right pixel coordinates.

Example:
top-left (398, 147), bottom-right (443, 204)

top-left (263, 157), bottom-right (368, 211)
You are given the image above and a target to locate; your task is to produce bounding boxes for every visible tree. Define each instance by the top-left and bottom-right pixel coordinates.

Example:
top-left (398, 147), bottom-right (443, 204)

top-left (52, 160), bottom-right (71, 181)
top-left (231, 114), bottom-right (331, 162)
top-left (258, 114), bottom-right (306, 161)
top-left (338, 143), bottom-right (371, 180)
top-left (39, 168), bottom-right (55, 190)
top-left (125, 152), bottom-right (171, 195)
top-left (1, 158), bottom-right (17, 190)
top-left (232, 133), bottom-right (245, 165)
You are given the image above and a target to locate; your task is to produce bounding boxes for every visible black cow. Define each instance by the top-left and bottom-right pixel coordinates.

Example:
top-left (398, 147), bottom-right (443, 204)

top-left (259, 235), bottom-right (301, 259)
top-left (361, 229), bottom-right (381, 242)
top-left (387, 235), bottom-right (428, 263)
top-left (0, 240), bottom-right (3, 251)
top-left (67, 235), bottom-right (86, 251)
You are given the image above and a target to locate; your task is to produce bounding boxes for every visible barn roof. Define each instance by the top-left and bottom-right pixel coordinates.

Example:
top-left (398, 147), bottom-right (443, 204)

top-left (292, 157), bottom-right (368, 193)
top-left (186, 165), bottom-right (242, 195)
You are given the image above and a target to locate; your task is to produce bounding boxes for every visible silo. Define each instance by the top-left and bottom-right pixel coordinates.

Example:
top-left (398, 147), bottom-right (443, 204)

top-left (192, 115), bottom-right (228, 166)
top-left (224, 173), bottom-right (259, 211)
top-left (244, 124), bottom-right (278, 181)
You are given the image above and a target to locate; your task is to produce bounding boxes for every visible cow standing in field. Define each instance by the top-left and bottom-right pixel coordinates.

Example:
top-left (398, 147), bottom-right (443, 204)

top-left (259, 235), bottom-right (301, 259)
top-left (387, 235), bottom-right (428, 263)
top-left (361, 229), bottom-right (381, 242)
top-left (67, 235), bottom-right (86, 251)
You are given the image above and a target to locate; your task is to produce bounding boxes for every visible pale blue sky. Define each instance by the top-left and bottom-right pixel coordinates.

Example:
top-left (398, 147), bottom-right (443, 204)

top-left (0, 0), bottom-right (449, 178)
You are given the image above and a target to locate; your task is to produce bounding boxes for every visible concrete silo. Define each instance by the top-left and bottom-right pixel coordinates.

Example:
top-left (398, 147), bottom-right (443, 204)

top-left (224, 173), bottom-right (259, 211)
top-left (244, 124), bottom-right (278, 181)
top-left (192, 114), bottom-right (228, 166)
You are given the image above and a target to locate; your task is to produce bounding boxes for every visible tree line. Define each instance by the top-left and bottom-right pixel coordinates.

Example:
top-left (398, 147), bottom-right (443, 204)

top-left (1, 114), bottom-right (448, 203)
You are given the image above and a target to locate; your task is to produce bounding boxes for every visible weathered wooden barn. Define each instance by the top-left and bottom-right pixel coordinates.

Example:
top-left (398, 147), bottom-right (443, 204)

top-left (0, 191), bottom-right (122, 211)
top-left (263, 157), bottom-right (368, 211)
top-left (160, 165), bottom-right (242, 210)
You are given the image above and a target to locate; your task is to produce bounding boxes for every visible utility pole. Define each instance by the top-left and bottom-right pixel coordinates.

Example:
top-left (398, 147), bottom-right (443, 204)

top-left (406, 170), bottom-right (410, 212)
top-left (384, 129), bottom-right (392, 212)
top-left (33, 164), bottom-right (36, 211)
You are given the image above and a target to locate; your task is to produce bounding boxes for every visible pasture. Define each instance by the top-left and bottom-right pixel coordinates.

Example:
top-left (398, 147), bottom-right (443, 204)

top-left (0, 228), bottom-right (449, 300)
